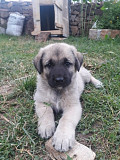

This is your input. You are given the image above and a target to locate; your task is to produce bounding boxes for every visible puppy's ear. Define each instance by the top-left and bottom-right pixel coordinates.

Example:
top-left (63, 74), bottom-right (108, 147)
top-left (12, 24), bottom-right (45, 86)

top-left (75, 52), bottom-right (83, 71)
top-left (33, 49), bottom-right (44, 74)
top-left (71, 46), bottom-right (83, 71)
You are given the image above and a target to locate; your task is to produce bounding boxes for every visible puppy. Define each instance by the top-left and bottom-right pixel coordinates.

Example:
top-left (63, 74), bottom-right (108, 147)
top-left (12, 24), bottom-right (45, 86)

top-left (34, 43), bottom-right (103, 152)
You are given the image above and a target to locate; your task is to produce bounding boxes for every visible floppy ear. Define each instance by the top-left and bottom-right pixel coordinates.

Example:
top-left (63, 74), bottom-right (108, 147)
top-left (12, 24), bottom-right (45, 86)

top-left (33, 48), bottom-right (44, 74)
top-left (75, 52), bottom-right (83, 71)
top-left (71, 46), bottom-right (83, 71)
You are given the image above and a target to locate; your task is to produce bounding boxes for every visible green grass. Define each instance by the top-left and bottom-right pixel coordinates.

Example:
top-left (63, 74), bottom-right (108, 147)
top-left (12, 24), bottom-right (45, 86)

top-left (0, 35), bottom-right (120, 160)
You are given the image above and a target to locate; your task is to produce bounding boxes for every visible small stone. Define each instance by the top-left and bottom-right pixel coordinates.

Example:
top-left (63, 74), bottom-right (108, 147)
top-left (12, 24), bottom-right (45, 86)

top-left (74, 16), bottom-right (80, 22)
top-left (0, 18), bottom-right (7, 28)
top-left (70, 15), bottom-right (76, 22)
top-left (71, 26), bottom-right (78, 36)
top-left (45, 138), bottom-right (96, 160)
top-left (72, 10), bottom-right (79, 15)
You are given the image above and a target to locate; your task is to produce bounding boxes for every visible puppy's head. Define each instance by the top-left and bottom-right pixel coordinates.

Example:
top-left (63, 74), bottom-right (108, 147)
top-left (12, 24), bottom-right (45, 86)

top-left (34, 43), bottom-right (83, 89)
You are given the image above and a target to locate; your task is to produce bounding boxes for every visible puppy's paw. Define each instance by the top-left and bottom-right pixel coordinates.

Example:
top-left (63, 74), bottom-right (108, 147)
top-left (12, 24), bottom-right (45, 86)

top-left (91, 76), bottom-right (103, 89)
top-left (94, 80), bottom-right (103, 88)
top-left (52, 130), bottom-right (75, 152)
top-left (38, 121), bottom-right (55, 139)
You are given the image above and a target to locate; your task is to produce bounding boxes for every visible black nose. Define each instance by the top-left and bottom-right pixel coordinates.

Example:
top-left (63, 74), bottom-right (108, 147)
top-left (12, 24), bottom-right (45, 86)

top-left (55, 77), bottom-right (64, 83)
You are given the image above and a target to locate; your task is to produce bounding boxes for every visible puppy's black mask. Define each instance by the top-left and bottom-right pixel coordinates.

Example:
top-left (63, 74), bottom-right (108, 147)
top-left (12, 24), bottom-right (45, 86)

top-left (34, 44), bottom-right (83, 90)
top-left (45, 59), bottom-right (73, 89)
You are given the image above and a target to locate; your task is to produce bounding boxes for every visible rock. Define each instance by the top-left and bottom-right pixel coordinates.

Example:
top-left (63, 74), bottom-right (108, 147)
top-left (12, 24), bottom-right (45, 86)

top-left (0, 18), bottom-right (7, 28)
top-left (74, 16), bottom-right (80, 22)
top-left (72, 10), bottom-right (79, 15)
top-left (45, 138), bottom-right (96, 160)
top-left (0, 26), bottom-right (6, 34)
top-left (70, 21), bottom-right (78, 26)
top-left (10, 5), bottom-right (23, 12)
top-left (0, 9), bottom-right (9, 18)
top-left (71, 26), bottom-right (78, 36)
top-left (0, 2), bottom-right (8, 9)
top-left (70, 15), bottom-right (76, 22)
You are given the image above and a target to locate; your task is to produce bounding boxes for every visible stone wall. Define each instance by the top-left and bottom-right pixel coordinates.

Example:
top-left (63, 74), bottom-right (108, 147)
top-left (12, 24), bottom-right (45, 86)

top-left (0, 1), bottom-right (34, 35)
top-left (0, 1), bottom-right (102, 36)
top-left (70, 3), bottom-right (103, 36)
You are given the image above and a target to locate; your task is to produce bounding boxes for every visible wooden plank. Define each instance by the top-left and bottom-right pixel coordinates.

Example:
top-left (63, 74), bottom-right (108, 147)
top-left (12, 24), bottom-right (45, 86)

top-left (42, 30), bottom-right (63, 35)
top-left (54, 1), bottom-right (62, 10)
top-left (31, 0), bottom-right (41, 35)
top-left (39, 0), bottom-right (53, 5)
top-left (62, 0), bottom-right (69, 37)
top-left (54, 1), bottom-right (63, 30)
top-left (55, 23), bottom-right (63, 28)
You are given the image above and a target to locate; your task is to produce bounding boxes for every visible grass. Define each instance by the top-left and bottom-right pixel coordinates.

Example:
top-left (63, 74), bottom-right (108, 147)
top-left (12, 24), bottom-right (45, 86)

top-left (0, 35), bottom-right (120, 160)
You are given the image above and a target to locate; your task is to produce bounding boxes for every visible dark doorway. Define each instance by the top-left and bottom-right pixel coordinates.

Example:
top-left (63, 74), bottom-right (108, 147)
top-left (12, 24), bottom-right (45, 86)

top-left (40, 5), bottom-right (55, 31)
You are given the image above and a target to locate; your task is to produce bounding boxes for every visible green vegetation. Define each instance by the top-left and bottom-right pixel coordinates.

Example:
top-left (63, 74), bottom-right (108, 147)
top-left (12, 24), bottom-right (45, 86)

top-left (0, 35), bottom-right (120, 159)
top-left (96, 0), bottom-right (120, 29)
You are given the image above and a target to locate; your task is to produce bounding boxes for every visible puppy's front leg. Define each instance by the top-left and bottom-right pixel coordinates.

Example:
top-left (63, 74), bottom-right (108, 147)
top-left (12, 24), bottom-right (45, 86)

top-left (35, 102), bottom-right (55, 139)
top-left (52, 103), bottom-right (82, 152)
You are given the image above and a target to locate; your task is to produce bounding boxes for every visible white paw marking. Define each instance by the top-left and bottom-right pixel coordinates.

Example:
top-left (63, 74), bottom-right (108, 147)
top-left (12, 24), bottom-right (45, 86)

top-left (94, 80), bottom-right (103, 88)
top-left (52, 130), bottom-right (75, 152)
top-left (38, 121), bottom-right (55, 139)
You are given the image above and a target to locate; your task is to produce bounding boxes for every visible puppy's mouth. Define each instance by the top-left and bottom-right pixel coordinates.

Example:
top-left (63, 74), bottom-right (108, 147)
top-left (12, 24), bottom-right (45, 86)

top-left (48, 76), bottom-right (71, 90)
top-left (56, 86), bottom-right (63, 90)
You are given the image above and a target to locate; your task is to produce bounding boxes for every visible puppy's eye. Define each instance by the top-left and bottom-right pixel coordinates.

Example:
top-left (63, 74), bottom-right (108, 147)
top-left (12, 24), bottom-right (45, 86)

top-left (64, 60), bottom-right (72, 67)
top-left (45, 61), bottom-right (54, 68)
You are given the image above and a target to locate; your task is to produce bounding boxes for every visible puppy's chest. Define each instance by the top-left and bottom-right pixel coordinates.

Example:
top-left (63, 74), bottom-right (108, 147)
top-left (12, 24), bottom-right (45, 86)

top-left (49, 93), bottom-right (63, 112)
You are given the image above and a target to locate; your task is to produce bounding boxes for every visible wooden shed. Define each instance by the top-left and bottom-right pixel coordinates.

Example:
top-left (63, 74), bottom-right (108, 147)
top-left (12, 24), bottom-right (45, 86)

top-left (31, 0), bottom-right (70, 37)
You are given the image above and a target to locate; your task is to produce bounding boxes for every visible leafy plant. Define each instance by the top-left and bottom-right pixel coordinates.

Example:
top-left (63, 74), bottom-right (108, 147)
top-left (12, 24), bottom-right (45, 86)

top-left (96, 0), bottom-right (120, 29)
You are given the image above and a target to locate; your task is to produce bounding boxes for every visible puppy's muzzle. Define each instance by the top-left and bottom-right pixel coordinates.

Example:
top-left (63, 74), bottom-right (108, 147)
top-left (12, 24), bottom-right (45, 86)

top-left (47, 65), bottom-right (72, 89)
top-left (52, 76), bottom-right (65, 88)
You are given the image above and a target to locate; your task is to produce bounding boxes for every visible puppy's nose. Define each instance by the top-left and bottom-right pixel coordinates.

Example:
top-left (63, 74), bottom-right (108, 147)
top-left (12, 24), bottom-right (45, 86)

top-left (55, 77), bottom-right (64, 83)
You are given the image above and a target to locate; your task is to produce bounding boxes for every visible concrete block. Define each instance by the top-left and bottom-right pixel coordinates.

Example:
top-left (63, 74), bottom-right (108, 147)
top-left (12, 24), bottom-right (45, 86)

top-left (89, 29), bottom-right (120, 40)
top-left (100, 29), bottom-right (111, 39)
top-left (89, 29), bottom-right (99, 39)
top-left (111, 30), bottom-right (120, 38)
